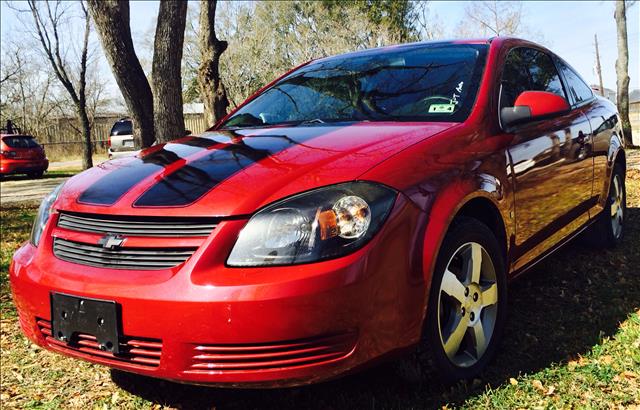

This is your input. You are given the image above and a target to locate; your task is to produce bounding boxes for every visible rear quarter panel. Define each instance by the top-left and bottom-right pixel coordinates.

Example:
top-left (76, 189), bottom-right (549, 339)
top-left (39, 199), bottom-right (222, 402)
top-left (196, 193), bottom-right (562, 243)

top-left (582, 97), bottom-right (626, 215)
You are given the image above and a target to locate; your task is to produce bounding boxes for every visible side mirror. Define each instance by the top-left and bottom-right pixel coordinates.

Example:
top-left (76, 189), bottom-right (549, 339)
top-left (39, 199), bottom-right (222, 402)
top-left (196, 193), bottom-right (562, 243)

top-left (501, 91), bottom-right (570, 128)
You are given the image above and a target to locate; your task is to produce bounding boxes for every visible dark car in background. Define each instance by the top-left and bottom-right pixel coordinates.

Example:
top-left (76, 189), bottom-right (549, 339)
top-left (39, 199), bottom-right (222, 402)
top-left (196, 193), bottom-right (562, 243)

top-left (0, 132), bottom-right (49, 178)
top-left (107, 118), bottom-right (139, 159)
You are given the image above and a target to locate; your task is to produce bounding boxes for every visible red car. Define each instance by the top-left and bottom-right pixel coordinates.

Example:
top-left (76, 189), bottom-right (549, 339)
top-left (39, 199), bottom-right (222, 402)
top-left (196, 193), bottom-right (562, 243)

top-left (0, 132), bottom-right (49, 178)
top-left (10, 38), bottom-right (626, 386)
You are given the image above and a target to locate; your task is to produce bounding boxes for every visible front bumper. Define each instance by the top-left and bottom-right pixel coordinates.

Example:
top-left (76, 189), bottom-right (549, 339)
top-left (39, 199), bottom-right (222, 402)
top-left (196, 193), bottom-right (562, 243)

top-left (9, 196), bottom-right (427, 387)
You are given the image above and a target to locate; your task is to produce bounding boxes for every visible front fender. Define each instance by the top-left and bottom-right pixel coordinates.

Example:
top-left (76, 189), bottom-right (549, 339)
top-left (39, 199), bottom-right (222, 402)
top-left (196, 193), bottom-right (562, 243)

top-left (419, 174), bottom-right (512, 287)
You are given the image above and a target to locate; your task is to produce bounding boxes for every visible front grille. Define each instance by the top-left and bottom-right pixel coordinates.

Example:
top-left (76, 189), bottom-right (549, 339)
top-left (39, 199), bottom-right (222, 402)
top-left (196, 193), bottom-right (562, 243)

top-left (53, 237), bottom-right (196, 270)
top-left (57, 212), bottom-right (217, 237)
top-left (37, 318), bottom-right (162, 368)
top-left (186, 332), bottom-right (357, 373)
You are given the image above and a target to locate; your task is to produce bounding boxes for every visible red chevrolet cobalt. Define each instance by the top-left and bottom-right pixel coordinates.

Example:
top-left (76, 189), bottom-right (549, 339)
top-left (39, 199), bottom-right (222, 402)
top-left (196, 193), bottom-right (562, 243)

top-left (10, 38), bottom-right (626, 386)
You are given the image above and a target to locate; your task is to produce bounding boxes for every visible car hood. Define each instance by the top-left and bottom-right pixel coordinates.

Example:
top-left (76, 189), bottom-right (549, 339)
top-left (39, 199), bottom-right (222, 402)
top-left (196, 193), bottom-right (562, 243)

top-left (56, 122), bottom-right (455, 217)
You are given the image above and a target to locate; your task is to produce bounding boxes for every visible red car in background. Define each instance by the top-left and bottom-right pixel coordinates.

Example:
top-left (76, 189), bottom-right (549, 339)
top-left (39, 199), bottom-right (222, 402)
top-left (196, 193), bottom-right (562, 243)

top-left (10, 37), bottom-right (626, 386)
top-left (0, 132), bottom-right (49, 178)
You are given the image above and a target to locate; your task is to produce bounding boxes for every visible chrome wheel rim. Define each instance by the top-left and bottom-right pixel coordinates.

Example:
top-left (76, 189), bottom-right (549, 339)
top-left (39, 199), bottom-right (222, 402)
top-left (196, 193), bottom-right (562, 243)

top-left (610, 174), bottom-right (624, 239)
top-left (437, 242), bottom-right (498, 368)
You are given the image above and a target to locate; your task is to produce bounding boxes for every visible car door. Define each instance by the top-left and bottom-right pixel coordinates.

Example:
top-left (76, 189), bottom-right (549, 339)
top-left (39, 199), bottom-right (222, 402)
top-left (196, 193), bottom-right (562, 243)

top-left (500, 47), bottom-right (594, 271)
top-left (554, 57), bottom-right (612, 218)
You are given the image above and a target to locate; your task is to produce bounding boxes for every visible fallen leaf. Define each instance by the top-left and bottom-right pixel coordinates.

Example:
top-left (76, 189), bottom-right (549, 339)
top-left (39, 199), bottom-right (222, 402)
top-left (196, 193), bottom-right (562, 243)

top-left (111, 391), bottom-right (120, 405)
top-left (531, 379), bottom-right (545, 393)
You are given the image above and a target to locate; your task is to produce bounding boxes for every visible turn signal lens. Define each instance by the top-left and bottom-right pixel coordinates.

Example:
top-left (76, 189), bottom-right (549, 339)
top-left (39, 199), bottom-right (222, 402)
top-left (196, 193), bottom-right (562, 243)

top-left (333, 195), bottom-right (371, 239)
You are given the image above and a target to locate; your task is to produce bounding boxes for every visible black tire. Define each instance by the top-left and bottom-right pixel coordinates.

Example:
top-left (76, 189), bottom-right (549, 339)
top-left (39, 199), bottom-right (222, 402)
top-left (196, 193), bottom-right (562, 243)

top-left (28, 171), bottom-right (44, 179)
top-left (423, 217), bottom-right (507, 383)
top-left (584, 163), bottom-right (626, 248)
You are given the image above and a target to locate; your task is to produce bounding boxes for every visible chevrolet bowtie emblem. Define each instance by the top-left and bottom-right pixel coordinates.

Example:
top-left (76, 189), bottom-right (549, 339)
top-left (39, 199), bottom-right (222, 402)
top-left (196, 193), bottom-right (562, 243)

top-left (98, 234), bottom-right (126, 249)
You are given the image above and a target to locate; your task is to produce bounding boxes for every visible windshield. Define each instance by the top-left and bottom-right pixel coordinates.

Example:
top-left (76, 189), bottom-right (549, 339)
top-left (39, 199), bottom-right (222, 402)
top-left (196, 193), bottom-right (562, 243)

top-left (222, 43), bottom-right (488, 129)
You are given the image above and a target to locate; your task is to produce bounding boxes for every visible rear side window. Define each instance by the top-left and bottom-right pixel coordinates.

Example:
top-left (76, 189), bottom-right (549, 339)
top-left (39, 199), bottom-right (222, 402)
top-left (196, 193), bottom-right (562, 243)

top-left (2, 136), bottom-right (39, 148)
top-left (556, 59), bottom-right (593, 105)
top-left (110, 120), bottom-right (133, 136)
top-left (500, 47), bottom-right (565, 109)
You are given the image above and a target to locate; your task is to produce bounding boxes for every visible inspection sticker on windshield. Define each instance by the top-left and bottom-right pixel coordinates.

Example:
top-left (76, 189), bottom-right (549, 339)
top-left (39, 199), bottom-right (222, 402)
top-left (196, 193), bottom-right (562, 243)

top-left (428, 104), bottom-right (455, 113)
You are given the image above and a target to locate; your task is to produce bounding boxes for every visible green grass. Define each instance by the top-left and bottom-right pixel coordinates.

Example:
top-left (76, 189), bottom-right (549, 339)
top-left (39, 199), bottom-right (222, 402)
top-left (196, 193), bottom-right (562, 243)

top-left (43, 169), bottom-right (81, 178)
top-left (1, 177), bottom-right (639, 409)
top-left (0, 169), bottom-right (80, 182)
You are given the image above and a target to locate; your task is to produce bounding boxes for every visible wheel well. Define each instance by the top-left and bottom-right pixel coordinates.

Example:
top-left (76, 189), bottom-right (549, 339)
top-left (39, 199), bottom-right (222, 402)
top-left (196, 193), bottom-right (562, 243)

top-left (614, 149), bottom-right (626, 174)
top-left (455, 198), bottom-right (508, 260)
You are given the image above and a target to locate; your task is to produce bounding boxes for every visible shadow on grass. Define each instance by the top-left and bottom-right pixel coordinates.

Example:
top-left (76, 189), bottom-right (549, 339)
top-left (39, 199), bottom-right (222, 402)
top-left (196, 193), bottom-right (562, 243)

top-left (111, 207), bottom-right (640, 409)
top-left (0, 171), bottom-right (77, 181)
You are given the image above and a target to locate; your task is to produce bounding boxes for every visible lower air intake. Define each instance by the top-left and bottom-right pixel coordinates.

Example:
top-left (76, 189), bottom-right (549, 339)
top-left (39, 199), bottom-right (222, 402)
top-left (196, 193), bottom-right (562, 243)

top-left (37, 318), bottom-right (162, 368)
top-left (186, 331), bottom-right (357, 373)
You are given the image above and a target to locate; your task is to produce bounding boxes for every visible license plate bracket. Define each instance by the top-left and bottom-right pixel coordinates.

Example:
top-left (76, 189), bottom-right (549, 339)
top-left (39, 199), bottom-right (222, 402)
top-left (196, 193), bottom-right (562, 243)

top-left (50, 293), bottom-right (122, 354)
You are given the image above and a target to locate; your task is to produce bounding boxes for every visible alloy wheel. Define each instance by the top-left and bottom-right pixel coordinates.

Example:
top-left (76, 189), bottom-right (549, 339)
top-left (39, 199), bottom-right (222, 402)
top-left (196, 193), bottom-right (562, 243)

top-left (437, 242), bottom-right (498, 368)
top-left (610, 174), bottom-right (624, 239)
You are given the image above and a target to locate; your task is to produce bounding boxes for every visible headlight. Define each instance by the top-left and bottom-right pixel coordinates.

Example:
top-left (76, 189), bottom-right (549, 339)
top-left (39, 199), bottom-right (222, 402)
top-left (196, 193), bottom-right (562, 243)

top-left (227, 182), bottom-right (397, 266)
top-left (30, 182), bottom-right (64, 247)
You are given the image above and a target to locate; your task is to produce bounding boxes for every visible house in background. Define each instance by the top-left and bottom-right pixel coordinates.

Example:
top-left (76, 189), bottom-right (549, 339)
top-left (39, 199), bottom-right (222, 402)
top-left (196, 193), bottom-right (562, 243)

top-left (590, 85), bottom-right (617, 103)
top-left (630, 89), bottom-right (640, 146)
top-left (589, 86), bottom-right (639, 146)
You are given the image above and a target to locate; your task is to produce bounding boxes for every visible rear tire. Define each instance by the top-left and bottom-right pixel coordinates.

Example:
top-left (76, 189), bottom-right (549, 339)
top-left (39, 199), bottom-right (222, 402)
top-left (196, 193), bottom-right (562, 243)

top-left (423, 217), bottom-right (507, 383)
top-left (584, 163), bottom-right (625, 248)
top-left (28, 171), bottom-right (44, 179)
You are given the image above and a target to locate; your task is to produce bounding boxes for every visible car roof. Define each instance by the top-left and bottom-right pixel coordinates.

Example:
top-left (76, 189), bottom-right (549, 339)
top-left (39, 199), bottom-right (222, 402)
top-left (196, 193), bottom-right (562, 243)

top-left (312, 36), bottom-right (557, 66)
top-left (313, 38), bottom-right (493, 64)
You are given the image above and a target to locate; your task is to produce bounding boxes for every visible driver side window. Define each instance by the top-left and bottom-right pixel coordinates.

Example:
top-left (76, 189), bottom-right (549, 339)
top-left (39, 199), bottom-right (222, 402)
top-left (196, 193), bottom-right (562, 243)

top-left (500, 48), bottom-right (566, 110)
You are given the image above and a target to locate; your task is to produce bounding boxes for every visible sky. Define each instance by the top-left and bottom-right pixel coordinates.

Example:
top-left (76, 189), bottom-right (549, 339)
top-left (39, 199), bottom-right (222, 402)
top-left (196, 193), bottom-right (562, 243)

top-left (429, 0), bottom-right (640, 91)
top-left (1, 0), bottom-right (638, 102)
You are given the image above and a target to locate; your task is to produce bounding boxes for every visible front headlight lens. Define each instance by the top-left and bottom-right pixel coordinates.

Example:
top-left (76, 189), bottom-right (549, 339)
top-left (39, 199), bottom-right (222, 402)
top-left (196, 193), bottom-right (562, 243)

top-left (30, 182), bottom-right (64, 247)
top-left (227, 182), bottom-right (396, 266)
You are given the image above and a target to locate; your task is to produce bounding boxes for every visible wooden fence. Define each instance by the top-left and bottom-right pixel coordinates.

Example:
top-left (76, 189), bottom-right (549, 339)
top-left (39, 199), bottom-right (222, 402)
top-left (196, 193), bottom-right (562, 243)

top-left (33, 114), bottom-right (210, 161)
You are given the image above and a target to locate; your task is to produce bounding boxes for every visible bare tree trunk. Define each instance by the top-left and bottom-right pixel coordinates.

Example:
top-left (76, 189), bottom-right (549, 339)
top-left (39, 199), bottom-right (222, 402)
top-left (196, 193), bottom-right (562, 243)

top-left (614, 0), bottom-right (633, 146)
top-left (79, 2), bottom-right (93, 169)
top-left (79, 107), bottom-right (92, 168)
top-left (87, 0), bottom-right (155, 148)
top-left (198, 0), bottom-right (229, 127)
top-left (153, 0), bottom-right (187, 143)
top-left (26, 0), bottom-right (94, 168)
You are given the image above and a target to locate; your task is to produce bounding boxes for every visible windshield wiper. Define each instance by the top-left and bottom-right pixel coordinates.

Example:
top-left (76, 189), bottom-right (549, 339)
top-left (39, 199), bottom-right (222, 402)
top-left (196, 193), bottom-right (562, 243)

top-left (298, 118), bottom-right (326, 125)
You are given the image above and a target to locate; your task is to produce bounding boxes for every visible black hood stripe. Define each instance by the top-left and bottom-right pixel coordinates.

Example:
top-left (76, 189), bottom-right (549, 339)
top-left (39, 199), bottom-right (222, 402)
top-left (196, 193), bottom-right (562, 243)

top-left (78, 137), bottom-right (218, 205)
top-left (133, 128), bottom-right (339, 207)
